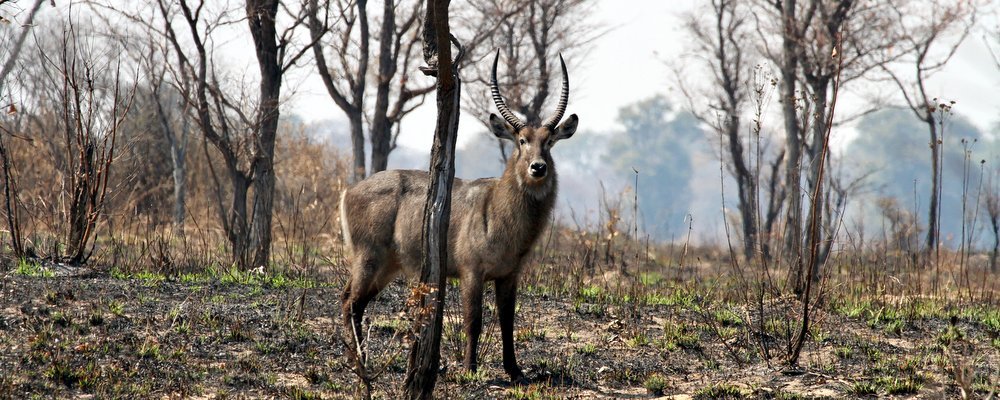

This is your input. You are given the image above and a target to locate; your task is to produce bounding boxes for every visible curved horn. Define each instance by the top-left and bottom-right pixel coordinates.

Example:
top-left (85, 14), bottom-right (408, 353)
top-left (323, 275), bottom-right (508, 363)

top-left (542, 53), bottom-right (570, 129)
top-left (490, 49), bottom-right (526, 132)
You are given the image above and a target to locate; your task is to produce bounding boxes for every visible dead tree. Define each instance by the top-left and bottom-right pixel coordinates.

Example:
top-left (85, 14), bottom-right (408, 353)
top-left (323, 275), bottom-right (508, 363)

top-left (130, 38), bottom-right (190, 232)
top-left (153, 0), bottom-right (313, 268)
top-left (42, 20), bottom-right (136, 264)
top-left (760, 0), bottom-right (900, 293)
top-left (986, 171), bottom-right (999, 273)
top-left (879, 0), bottom-right (977, 260)
top-left (0, 0), bottom-right (45, 96)
top-left (0, 0), bottom-right (45, 260)
top-left (405, 0), bottom-right (459, 396)
top-left (681, 0), bottom-right (759, 261)
top-left (309, 0), bottom-right (434, 183)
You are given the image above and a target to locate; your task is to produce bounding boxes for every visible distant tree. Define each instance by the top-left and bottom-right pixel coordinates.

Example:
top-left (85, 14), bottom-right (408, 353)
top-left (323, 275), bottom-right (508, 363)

top-left (986, 169), bottom-right (1000, 272)
top-left (681, 0), bottom-right (762, 261)
top-left (605, 95), bottom-right (701, 240)
top-left (847, 108), bottom-right (985, 247)
top-left (879, 0), bottom-right (978, 257)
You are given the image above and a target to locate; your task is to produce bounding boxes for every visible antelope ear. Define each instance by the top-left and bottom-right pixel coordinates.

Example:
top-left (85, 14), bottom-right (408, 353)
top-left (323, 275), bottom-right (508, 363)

top-left (552, 114), bottom-right (578, 141)
top-left (489, 113), bottom-right (516, 141)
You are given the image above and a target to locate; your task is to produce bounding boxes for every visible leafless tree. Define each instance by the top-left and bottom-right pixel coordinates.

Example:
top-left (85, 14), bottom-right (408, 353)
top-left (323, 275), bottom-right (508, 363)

top-left (758, 0), bottom-right (901, 293)
top-left (879, 0), bottom-right (977, 258)
top-left (145, 45), bottom-right (190, 232)
top-left (145, 0), bottom-right (313, 268)
top-left (0, 0), bottom-right (45, 260)
top-left (681, 0), bottom-right (761, 261)
top-left (309, 0), bottom-right (433, 183)
top-left (12, 16), bottom-right (137, 264)
top-left (985, 168), bottom-right (999, 273)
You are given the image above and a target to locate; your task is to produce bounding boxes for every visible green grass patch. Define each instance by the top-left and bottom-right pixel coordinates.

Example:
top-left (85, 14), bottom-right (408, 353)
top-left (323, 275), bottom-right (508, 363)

top-left (577, 343), bottom-right (597, 355)
top-left (14, 259), bottom-right (54, 278)
top-left (849, 380), bottom-right (878, 396)
top-left (578, 285), bottom-right (603, 302)
top-left (451, 369), bottom-right (488, 384)
top-left (660, 321), bottom-right (699, 351)
top-left (643, 373), bottom-right (669, 395)
top-left (694, 383), bottom-right (745, 399)
top-left (627, 332), bottom-right (650, 347)
top-left (833, 345), bottom-right (852, 359)
top-left (878, 376), bottom-right (922, 395)
top-left (713, 307), bottom-right (743, 327)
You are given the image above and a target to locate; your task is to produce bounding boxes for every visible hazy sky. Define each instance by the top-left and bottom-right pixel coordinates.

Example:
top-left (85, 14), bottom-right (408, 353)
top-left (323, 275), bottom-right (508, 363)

top-left (284, 0), bottom-right (999, 153)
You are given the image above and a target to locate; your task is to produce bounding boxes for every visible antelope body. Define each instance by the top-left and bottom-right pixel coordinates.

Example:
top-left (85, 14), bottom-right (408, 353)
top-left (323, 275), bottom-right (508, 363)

top-left (339, 51), bottom-right (577, 382)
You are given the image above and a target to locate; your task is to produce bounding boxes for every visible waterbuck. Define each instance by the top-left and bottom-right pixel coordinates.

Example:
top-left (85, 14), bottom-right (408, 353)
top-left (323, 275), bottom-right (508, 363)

top-left (338, 50), bottom-right (578, 382)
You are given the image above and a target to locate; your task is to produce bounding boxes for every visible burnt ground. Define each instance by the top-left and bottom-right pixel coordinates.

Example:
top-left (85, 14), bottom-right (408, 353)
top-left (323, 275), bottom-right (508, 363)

top-left (0, 264), bottom-right (998, 399)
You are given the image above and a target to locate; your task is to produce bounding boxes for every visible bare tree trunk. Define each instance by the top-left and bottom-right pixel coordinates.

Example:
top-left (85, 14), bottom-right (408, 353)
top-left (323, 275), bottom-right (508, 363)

top-left (170, 120), bottom-right (188, 230)
top-left (247, 0), bottom-right (282, 269)
top-left (405, 0), bottom-right (458, 396)
top-left (778, 0), bottom-right (805, 294)
top-left (152, 89), bottom-right (188, 231)
top-left (348, 115), bottom-right (366, 183)
top-left (987, 183), bottom-right (999, 273)
top-left (370, 0), bottom-right (397, 174)
top-left (728, 117), bottom-right (757, 260)
top-left (925, 117), bottom-right (940, 255)
top-left (805, 82), bottom-right (829, 282)
top-left (308, 0), bottom-right (370, 183)
top-left (67, 143), bottom-right (95, 263)
top-left (763, 149), bottom-right (786, 262)
top-left (990, 217), bottom-right (999, 273)
top-left (227, 170), bottom-right (252, 266)
top-left (0, 133), bottom-right (23, 259)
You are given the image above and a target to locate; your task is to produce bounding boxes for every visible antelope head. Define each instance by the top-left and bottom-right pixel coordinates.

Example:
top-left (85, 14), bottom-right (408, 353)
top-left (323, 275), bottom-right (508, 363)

top-left (489, 50), bottom-right (578, 193)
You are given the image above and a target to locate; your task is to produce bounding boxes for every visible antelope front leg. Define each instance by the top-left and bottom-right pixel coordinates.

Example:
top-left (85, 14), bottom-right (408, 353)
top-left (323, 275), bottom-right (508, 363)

top-left (496, 275), bottom-right (527, 383)
top-left (461, 276), bottom-right (484, 372)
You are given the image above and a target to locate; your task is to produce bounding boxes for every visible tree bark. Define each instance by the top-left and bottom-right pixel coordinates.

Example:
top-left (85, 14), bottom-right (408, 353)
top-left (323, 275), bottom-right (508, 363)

top-left (925, 117), bottom-right (940, 254)
top-left (152, 88), bottom-right (188, 231)
top-left (405, 0), bottom-right (457, 397)
top-left (804, 80), bottom-right (829, 285)
top-left (169, 120), bottom-right (188, 231)
top-left (227, 170), bottom-right (252, 267)
top-left (778, 0), bottom-right (805, 293)
top-left (247, 0), bottom-right (283, 269)
top-left (308, 0), bottom-right (370, 183)
top-left (370, 0), bottom-right (398, 174)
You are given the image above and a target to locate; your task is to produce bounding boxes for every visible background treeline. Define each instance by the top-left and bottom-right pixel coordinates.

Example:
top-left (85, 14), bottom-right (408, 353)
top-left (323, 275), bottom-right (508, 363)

top-left (0, 0), bottom-right (997, 285)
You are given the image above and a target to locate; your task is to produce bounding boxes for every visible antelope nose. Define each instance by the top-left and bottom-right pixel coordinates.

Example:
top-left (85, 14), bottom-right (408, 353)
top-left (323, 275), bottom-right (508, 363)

top-left (530, 162), bottom-right (547, 177)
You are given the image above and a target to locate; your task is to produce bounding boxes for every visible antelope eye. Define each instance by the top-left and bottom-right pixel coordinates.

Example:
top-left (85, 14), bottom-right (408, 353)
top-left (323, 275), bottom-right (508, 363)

top-left (519, 138), bottom-right (526, 145)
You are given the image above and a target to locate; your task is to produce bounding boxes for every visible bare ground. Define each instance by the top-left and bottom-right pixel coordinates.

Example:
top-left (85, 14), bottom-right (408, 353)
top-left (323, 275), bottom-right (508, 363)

top-left (0, 265), bottom-right (998, 399)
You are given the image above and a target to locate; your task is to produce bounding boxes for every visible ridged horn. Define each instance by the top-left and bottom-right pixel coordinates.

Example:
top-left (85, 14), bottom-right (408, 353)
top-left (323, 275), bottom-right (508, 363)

top-left (490, 49), bottom-right (526, 132)
top-left (541, 53), bottom-right (569, 130)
